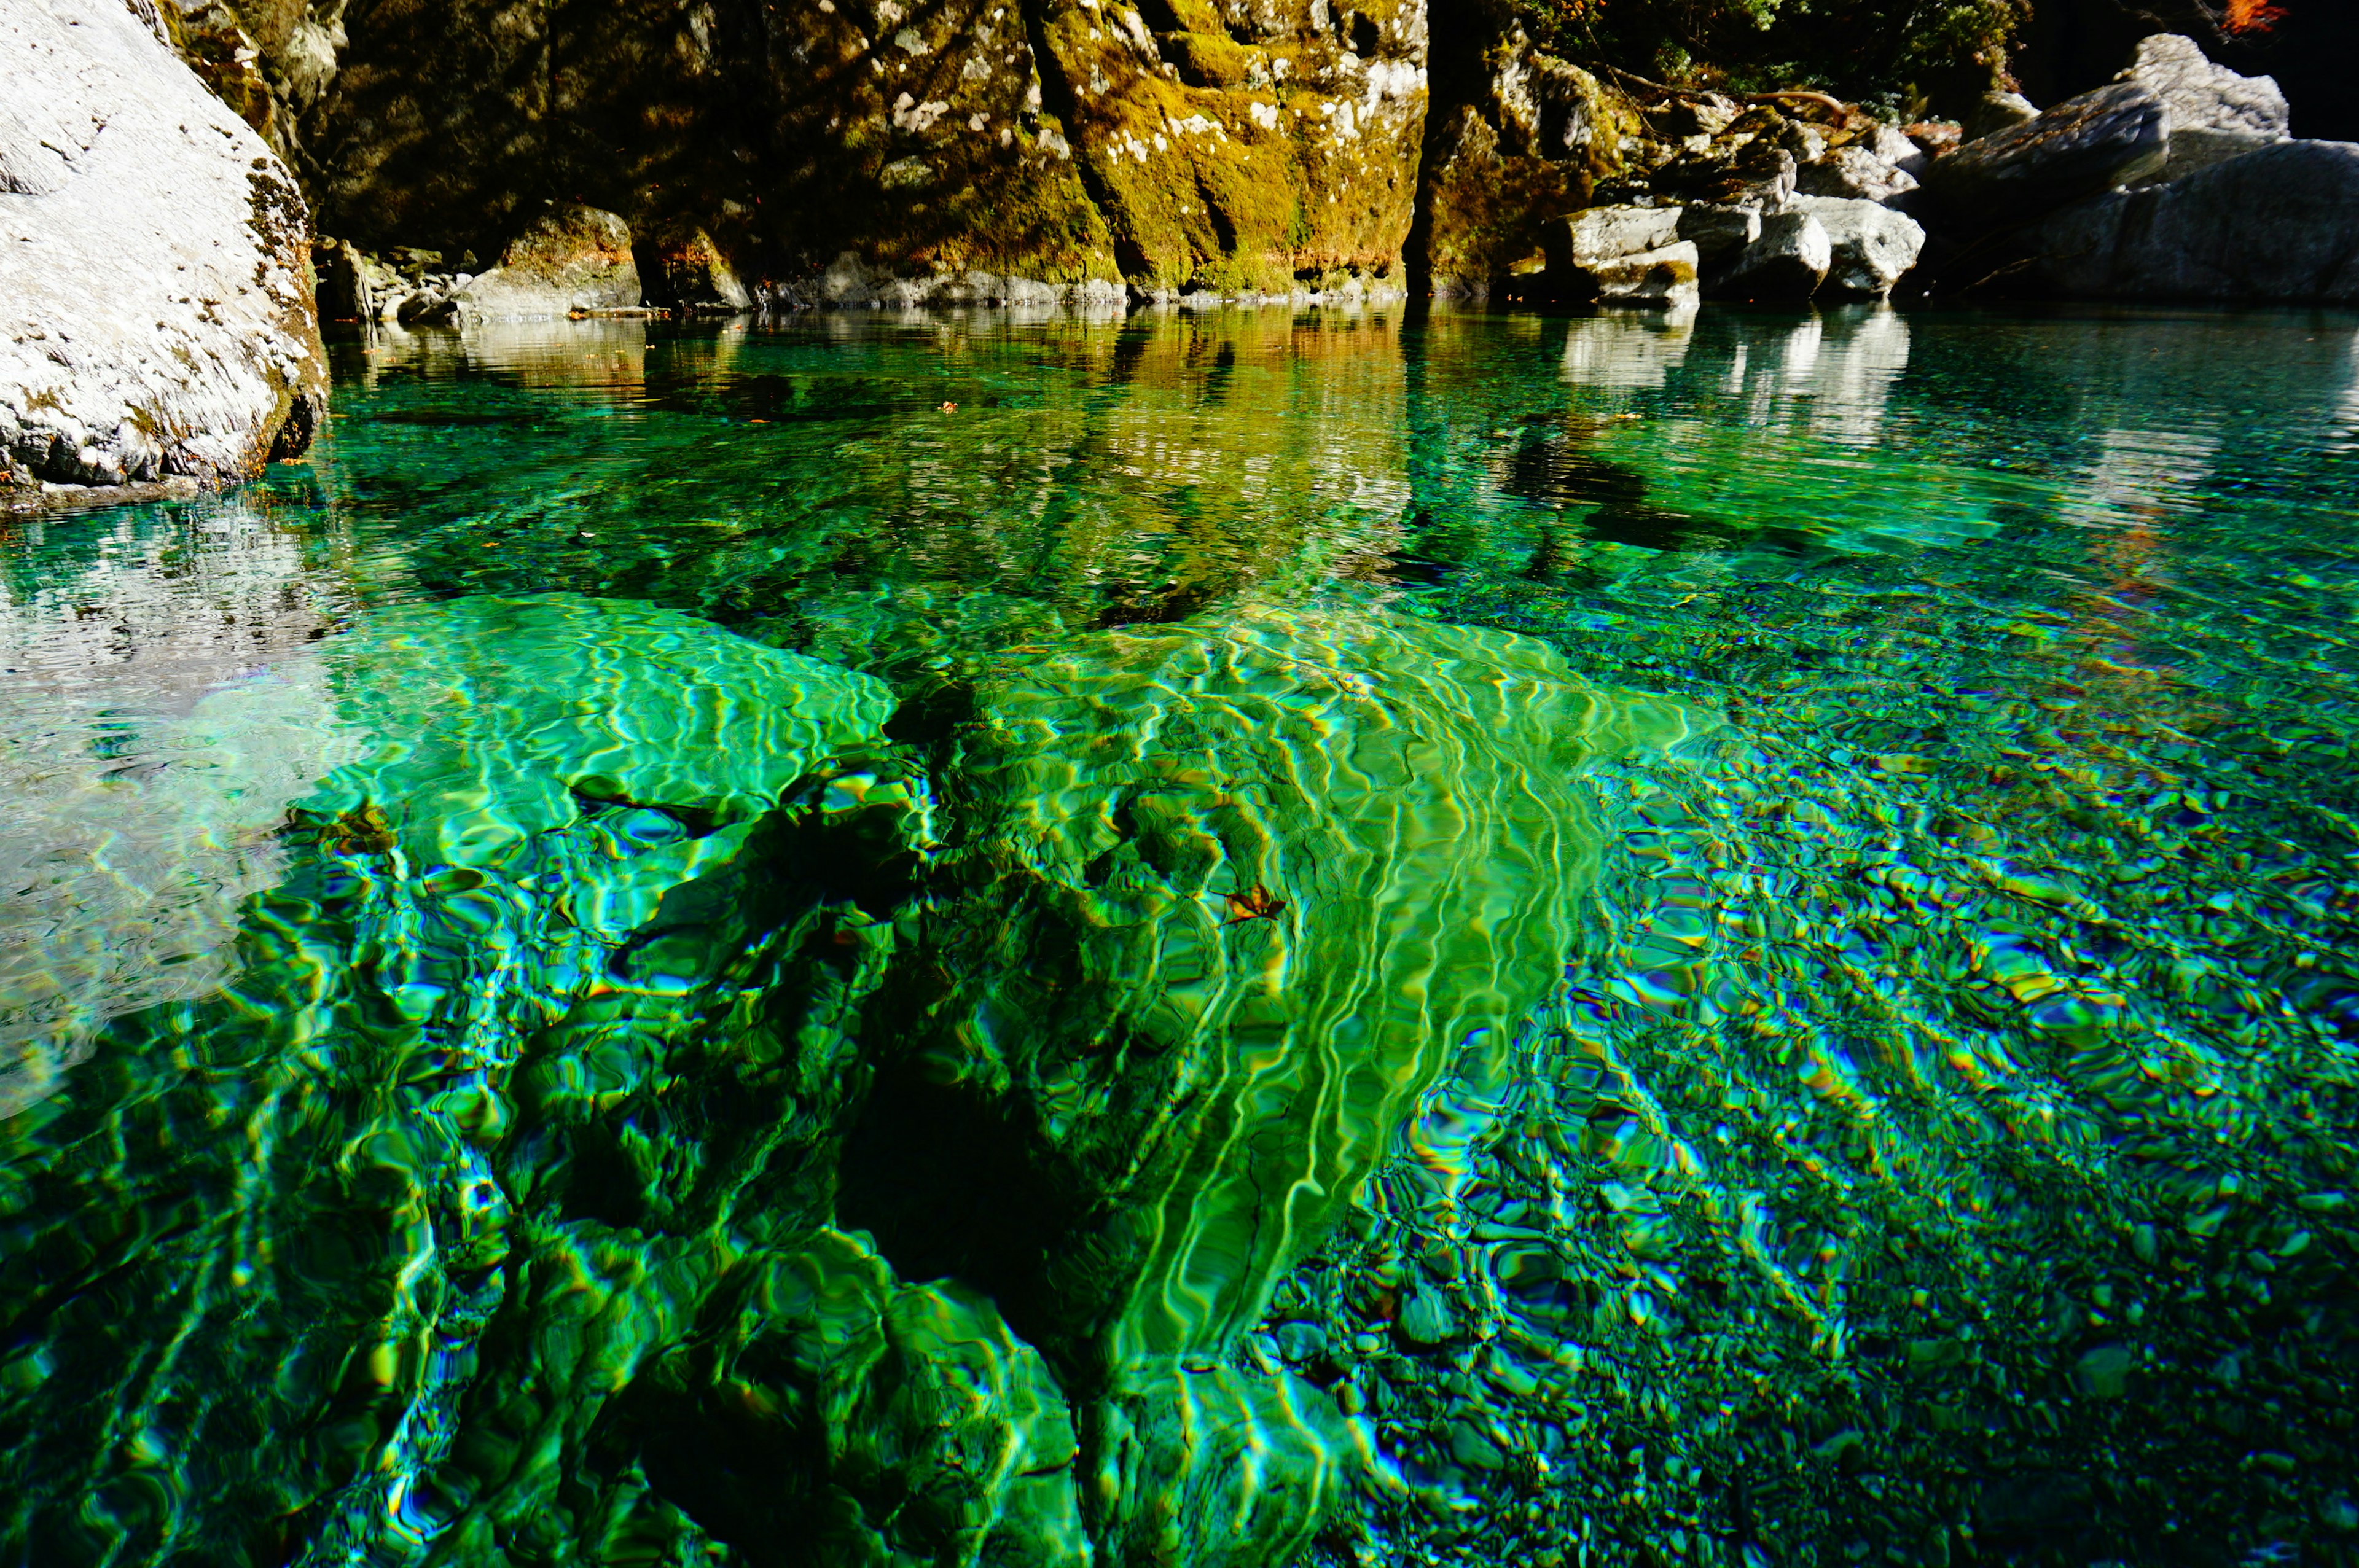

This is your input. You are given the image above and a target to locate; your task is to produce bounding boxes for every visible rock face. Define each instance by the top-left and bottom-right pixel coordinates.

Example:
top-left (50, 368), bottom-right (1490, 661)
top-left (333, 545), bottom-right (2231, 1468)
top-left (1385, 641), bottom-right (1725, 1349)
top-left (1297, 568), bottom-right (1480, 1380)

top-left (248, 0), bottom-right (1429, 297)
top-left (1414, 27), bottom-right (1639, 294)
top-left (2033, 139), bottom-right (2359, 302)
top-left (1, 0), bottom-right (324, 495)
top-left (2118, 32), bottom-right (2288, 138)
top-left (1923, 80), bottom-right (2167, 227)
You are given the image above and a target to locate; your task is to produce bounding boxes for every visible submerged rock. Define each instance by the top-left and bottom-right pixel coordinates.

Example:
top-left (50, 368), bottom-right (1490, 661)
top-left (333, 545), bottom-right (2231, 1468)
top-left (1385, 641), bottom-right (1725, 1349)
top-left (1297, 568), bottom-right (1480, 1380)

top-left (0, 594), bottom-right (910, 1562)
top-left (0, 0), bottom-right (324, 495)
top-left (297, 595), bottom-right (894, 873)
top-left (878, 606), bottom-right (1702, 1380)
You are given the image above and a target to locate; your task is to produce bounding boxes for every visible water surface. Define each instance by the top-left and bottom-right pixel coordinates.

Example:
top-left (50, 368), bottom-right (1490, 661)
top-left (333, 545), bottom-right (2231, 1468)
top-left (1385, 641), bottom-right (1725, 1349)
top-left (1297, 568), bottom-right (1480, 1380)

top-left (3, 305), bottom-right (2355, 1567)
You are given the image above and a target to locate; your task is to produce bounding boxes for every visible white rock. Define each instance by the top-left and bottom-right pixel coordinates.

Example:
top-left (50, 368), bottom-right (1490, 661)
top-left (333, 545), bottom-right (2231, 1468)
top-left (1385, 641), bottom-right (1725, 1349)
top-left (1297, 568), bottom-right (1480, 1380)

top-left (1552, 205), bottom-right (1684, 266)
top-left (2118, 33), bottom-right (2288, 138)
top-left (1706, 211), bottom-right (1831, 301)
top-left (1797, 144), bottom-right (1920, 206)
top-left (1794, 197), bottom-right (1927, 297)
top-left (1, 0), bottom-right (324, 494)
top-left (1675, 203), bottom-right (1762, 265)
top-left (1584, 241), bottom-right (1701, 310)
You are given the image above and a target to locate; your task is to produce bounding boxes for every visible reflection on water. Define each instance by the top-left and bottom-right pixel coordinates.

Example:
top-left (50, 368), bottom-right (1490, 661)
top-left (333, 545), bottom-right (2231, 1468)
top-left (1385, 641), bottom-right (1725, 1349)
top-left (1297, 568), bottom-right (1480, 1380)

top-left (2, 305), bottom-right (2357, 1568)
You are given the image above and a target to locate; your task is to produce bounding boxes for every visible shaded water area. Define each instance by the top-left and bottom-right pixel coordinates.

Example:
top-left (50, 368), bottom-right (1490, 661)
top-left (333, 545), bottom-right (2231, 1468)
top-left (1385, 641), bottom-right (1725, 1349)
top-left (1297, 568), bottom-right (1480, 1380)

top-left (3, 305), bottom-right (2357, 1567)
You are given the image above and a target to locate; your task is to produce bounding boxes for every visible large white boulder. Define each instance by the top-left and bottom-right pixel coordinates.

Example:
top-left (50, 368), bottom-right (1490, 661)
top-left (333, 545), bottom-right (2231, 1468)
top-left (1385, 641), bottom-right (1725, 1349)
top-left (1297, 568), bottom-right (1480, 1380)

top-left (1, 0), bottom-right (324, 496)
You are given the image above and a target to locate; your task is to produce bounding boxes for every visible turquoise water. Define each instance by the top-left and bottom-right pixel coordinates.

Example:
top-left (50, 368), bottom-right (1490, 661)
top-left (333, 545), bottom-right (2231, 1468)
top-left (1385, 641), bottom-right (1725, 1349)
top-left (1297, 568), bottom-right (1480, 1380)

top-left (2, 306), bottom-right (2356, 1566)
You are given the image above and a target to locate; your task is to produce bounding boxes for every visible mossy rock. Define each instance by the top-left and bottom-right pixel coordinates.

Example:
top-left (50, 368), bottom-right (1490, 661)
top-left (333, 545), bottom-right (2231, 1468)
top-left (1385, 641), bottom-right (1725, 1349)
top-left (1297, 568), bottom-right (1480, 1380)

top-left (889, 605), bottom-right (1706, 1374)
top-left (294, 593), bottom-right (895, 876)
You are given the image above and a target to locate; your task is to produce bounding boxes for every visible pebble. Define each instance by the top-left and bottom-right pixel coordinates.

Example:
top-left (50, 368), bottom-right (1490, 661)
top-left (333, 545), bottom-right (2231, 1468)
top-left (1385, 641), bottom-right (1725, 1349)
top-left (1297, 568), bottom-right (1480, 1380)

top-left (1398, 1282), bottom-right (1458, 1348)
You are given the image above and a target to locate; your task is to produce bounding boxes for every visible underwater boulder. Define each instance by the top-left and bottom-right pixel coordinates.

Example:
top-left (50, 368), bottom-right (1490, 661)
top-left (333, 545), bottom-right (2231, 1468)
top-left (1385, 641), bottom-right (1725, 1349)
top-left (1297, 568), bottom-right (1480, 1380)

top-left (0, 595), bottom-right (906, 1564)
top-left (295, 593), bottom-right (895, 880)
top-left (867, 606), bottom-right (1707, 1377)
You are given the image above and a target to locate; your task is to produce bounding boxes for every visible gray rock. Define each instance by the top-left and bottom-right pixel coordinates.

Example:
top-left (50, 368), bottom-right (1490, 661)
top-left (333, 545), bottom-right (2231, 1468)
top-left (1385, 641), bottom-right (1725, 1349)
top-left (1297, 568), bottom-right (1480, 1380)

top-left (1797, 144), bottom-right (1920, 205)
top-left (1676, 203), bottom-right (1762, 265)
top-left (1866, 121), bottom-right (1928, 178)
top-left (1592, 242), bottom-right (1701, 309)
top-left (1925, 82), bottom-right (2167, 227)
top-left (2129, 126), bottom-right (2279, 188)
top-left (1, 0), bottom-right (324, 494)
top-left (438, 205), bottom-right (642, 322)
top-left (1796, 198), bottom-right (1927, 297)
top-left (1705, 211), bottom-right (1830, 301)
top-left (1963, 91), bottom-right (2038, 142)
top-left (1543, 205), bottom-right (1684, 271)
top-left (2033, 139), bottom-right (2359, 302)
top-left (2118, 33), bottom-right (2288, 138)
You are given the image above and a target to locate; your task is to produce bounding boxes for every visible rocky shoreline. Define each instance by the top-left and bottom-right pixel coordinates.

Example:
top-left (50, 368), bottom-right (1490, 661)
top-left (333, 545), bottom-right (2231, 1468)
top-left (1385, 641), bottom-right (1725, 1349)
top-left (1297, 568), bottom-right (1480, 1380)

top-left (5, 0), bottom-right (2354, 501)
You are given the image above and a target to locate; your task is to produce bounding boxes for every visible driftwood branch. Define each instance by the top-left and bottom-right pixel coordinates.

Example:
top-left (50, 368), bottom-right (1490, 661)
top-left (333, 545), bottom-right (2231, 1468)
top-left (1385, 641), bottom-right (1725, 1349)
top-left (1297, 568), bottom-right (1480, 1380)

top-left (1592, 65), bottom-right (1856, 127)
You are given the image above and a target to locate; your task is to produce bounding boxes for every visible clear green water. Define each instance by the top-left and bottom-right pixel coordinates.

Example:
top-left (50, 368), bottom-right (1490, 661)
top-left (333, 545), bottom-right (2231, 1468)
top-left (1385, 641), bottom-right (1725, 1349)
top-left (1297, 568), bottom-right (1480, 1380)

top-left (3, 306), bottom-right (2357, 1567)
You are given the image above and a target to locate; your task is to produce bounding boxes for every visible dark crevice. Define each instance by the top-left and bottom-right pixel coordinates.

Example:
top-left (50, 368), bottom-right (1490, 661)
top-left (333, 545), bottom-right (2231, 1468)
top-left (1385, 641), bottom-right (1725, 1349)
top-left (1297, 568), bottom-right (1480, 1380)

top-left (1014, 0), bottom-right (1140, 283)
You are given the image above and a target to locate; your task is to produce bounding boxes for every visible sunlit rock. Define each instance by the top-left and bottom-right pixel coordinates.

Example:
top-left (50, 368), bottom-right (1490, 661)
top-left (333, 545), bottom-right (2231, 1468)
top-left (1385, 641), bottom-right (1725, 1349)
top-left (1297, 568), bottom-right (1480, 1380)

top-left (0, 0), bottom-right (325, 496)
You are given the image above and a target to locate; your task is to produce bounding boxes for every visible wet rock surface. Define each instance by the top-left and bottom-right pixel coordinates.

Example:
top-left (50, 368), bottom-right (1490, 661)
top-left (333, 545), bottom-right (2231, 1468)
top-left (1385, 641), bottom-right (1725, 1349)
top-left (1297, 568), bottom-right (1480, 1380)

top-left (1, 0), bottom-right (325, 498)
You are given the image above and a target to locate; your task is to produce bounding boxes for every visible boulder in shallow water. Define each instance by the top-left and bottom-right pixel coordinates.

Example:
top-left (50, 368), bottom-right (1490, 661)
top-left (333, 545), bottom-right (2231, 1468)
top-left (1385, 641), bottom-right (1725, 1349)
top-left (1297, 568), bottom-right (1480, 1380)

top-left (1924, 82), bottom-right (2167, 228)
top-left (642, 222), bottom-right (753, 313)
top-left (874, 606), bottom-right (1704, 1379)
top-left (1586, 242), bottom-right (1702, 308)
top-left (2118, 33), bottom-right (2288, 138)
top-left (0, 0), bottom-right (324, 494)
top-left (2032, 139), bottom-right (2359, 302)
top-left (1676, 202), bottom-right (1764, 265)
top-left (437, 205), bottom-right (643, 322)
top-left (1706, 210), bottom-right (1831, 300)
top-left (1543, 205), bottom-right (1684, 270)
top-left (1796, 197), bottom-right (1927, 298)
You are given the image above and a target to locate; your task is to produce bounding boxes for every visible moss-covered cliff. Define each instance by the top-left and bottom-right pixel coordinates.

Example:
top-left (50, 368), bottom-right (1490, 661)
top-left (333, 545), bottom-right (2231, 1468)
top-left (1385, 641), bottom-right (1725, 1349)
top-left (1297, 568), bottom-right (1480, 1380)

top-left (156, 0), bottom-right (2028, 296)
